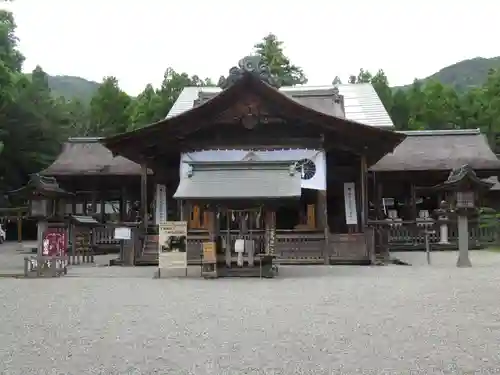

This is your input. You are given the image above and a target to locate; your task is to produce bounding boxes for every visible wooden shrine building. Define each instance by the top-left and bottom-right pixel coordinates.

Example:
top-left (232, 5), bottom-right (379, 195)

top-left (31, 57), bottom-right (500, 264)
top-left (101, 56), bottom-right (405, 264)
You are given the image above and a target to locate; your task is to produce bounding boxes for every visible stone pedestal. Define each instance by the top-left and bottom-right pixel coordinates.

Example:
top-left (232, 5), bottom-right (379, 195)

top-left (456, 215), bottom-right (472, 267)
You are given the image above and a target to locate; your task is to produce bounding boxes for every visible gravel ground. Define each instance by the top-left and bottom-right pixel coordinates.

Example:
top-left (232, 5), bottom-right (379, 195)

top-left (1, 247), bottom-right (500, 374)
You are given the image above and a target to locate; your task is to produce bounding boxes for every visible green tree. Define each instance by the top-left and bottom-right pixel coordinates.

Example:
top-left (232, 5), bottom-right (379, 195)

top-left (0, 11), bottom-right (63, 192)
top-left (89, 76), bottom-right (132, 136)
top-left (128, 83), bottom-right (164, 130)
top-left (356, 68), bottom-right (372, 84)
top-left (0, 10), bottom-right (24, 72)
top-left (371, 69), bottom-right (393, 112)
top-left (390, 89), bottom-right (411, 130)
top-left (254, 33), bottom-right (307, 86)
top-left (58, 98), bottom-right (90, 137)
top-left (405, 80), bottom-right (460, 130)
top-left (471, 69), bottom-right (500, 150)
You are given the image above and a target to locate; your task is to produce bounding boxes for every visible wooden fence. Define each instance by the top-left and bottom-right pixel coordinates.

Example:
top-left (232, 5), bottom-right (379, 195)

top-left (367, 219), bottom-right (498, 252)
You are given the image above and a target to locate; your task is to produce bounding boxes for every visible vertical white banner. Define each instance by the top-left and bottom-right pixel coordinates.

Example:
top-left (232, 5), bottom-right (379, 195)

top-left (155, 184), bottom-right (167, 225)
top-left (344, 182), bottom-right (358, 225)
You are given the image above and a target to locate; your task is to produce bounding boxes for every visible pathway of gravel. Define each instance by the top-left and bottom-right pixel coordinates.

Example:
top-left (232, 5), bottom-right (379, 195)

top-left (1, 249), bottom-right (500, 374)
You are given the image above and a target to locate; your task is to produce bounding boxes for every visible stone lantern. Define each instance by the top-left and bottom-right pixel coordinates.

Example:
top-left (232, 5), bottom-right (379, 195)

top-left (433, 200), bottom-right (451, 245)
top-left (431, 165), bottom-right (493, 267)
top-left (8, 174), bottom-right (73, 255)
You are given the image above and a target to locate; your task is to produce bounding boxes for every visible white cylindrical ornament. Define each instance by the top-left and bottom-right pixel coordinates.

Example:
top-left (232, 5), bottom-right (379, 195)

top-left (438, 215), bottom-right (450, 245)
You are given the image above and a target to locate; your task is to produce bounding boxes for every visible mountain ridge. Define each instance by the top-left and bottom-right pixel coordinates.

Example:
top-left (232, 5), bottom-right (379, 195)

top-left (395, 56), bottom-right (500, 91)
top-left (43, 56), bottom-right (500, 102)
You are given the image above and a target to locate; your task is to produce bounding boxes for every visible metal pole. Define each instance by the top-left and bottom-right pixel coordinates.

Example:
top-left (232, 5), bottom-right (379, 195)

top-left (424, 229), bottom-right (434, 265)
top-left (17, 210), bottom-right (23, 251)
top-left (425, 231), bottom-right (431, 265)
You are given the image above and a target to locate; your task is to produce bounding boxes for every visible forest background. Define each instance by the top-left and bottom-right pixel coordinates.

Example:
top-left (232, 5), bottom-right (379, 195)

top-left (2, 9), bottom-right (500, 193)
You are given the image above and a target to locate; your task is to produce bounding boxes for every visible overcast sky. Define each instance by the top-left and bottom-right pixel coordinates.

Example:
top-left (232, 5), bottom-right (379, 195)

top-left (5, 0), bottom-right (498, 95)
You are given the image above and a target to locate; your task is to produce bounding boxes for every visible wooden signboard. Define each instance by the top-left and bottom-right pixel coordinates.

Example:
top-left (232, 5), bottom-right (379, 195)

top-left (158, 221), bottom-right (188, 270)
top-left (74, 227), bottom-right (91, 254)
top-left (203, 241), bottom-right (216, 263)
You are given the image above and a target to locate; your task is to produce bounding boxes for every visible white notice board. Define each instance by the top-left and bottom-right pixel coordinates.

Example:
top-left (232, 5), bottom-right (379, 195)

top-left (158, 221), bottom-right (188, 270)
top-left (343, 182), bottom-right (358, 225)
top-left (114, 227), bottom-right (131, 240)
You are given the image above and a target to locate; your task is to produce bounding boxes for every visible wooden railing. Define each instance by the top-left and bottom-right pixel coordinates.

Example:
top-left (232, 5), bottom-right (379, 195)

top-left (93, 226), bottom-right (121, 247)
top-left (185, 230), bottom-right (326, 264)
top-left (275, 231), bottom-right (325, 263)
top-left (367, 219), bottom-right (498, 251)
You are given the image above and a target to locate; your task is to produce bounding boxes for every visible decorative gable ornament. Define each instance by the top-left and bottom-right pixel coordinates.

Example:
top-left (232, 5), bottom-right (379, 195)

top-left (218, 56), bottom-right (280, 89)
top-left (295, 158), bottom-right (317, 181)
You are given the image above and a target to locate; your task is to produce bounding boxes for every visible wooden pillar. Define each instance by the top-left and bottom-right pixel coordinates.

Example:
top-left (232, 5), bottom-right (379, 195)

top-left (202, 206), bottom-right (218, 278)
top-left (91, 192), bottom-right (97, 216)
top-left (410, 183), bottom-right (418, 245)
top-left (100, 196), bottom-right (105, 223)
top-left (17, 209), bottom-right (22, 245)
top-left (360, 154), bottom-right (368, 229)
top-left (410, 183), bottom-right (418, 219)
top-left (265, 209), bottom-right (276, 255)
top-left (140, 162), bottom-right (148, 230)
top-left (317, 190), bottom-right (330, 264)
top-left (122, 226), bottom-right (135, 266)
top-left (190, 205), bottom-right (201, 229)
top-left (180, 200), bottom-right (190, 223)
top-left (374, 173), bottom-right (383, 219)
top-left (119, 186), bottom-right (127, 222)
top-left (225, 209), bottom-right (231, 267)
top-left (207, 206), bottom-right (217, 241)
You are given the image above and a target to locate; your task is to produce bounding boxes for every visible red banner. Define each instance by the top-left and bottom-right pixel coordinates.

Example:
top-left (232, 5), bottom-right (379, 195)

top-left (42, 229), bottom-right (67, 256)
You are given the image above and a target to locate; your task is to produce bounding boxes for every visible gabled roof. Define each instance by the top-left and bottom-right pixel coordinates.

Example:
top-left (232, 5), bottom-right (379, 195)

top-left (103, 73), bottom-right (404, 164)
top-left (41, 137), bottom-right (149, 176)
top-left (167, 83), bottom-right (394, 128)
top-left (370, 129), bottom-right (500, 172)
top-left (8, 174), bottom-right (73, 198)
top-left (431, 164), bottom-right (494, 191)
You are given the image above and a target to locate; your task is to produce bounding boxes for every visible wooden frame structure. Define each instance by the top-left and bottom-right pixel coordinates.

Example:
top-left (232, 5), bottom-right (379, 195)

top-left (368, 129), bottom-right (500, 251)
top-left (24, 64), bottom-right (500, 266)
top-left (102, 56), bottom-right (405, 266)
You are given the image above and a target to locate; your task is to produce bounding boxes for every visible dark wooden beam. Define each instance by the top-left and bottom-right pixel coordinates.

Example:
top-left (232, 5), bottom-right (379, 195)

top-left (140, 163), bottom-right (148, 230)
top-left (360, 154), bottom-right (368, 228)
top-left (178, 137), bottom-right (324, 151)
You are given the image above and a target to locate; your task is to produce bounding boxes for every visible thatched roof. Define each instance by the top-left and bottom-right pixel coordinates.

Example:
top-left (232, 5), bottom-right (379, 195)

top-left (370, 129), bottom-right (500, 172)
top-left (41, 138), bottom-right (148, 176)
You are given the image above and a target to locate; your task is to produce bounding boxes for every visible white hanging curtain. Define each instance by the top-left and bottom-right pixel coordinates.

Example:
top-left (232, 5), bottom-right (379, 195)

top-left (179, 149), bottom-right (326, 191)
